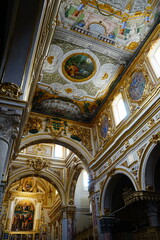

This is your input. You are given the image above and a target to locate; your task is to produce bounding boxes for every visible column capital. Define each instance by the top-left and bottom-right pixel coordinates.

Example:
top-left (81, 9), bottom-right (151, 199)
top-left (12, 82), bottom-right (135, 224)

top-left (61, 206), bottom-right (76, 219)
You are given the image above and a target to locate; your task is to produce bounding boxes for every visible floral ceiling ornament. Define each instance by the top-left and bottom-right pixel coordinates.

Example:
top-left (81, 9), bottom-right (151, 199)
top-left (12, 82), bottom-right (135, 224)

top-left (45, 118), bottom-right (67, 138)
top-left (33, 144), bottom-right (46, 155)
top-left (28, 157), bottom-right (50, 171)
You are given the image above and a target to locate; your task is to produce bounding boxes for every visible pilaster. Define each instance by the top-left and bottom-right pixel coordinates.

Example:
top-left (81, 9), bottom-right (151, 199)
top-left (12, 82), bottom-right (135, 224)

top-left (61, 206), bottom-right (76, 240)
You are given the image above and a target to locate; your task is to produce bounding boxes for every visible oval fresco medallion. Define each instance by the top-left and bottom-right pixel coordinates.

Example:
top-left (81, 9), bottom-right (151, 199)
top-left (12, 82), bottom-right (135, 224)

top-left (100, 115), bottom-right (108, 139)
top-left (62, 53), bottom-right (96, 82)
top-left (129, 72), bottom-right (146, 101)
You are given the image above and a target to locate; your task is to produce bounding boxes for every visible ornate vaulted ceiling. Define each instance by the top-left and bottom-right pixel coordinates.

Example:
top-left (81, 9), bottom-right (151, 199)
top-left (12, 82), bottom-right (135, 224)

top-left (32, 0), bottom-right (159, 123)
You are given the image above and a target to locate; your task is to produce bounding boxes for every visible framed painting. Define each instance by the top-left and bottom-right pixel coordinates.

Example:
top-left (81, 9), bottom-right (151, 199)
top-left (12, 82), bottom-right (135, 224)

top-left (62, 53), bottom-right (96, 82)
top-left (11, 200), bottom-right (34, 231)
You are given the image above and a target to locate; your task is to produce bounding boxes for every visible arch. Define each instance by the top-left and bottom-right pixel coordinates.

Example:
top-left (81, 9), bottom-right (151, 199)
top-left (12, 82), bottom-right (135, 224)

top-left (74, 169), bottom-right (90, 233)
top-left (100, 169), bottom-right (137, 215)
top-left (5, 169), bottom-right (66, 205)
top-left (66, 163), bottom-right (84, 205)
top-left (11, 199), bottom-right (35, 231)
top-left (139, 141), bottom-right (160, 190)
top-left (20, 133), bottom-right (92, 166)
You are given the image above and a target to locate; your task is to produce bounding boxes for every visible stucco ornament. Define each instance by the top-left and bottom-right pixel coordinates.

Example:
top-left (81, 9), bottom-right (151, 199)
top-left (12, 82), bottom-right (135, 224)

top-left (28, 157), bottom-right (50, 171)
top-left (42, 44), bottom-right (63, 73)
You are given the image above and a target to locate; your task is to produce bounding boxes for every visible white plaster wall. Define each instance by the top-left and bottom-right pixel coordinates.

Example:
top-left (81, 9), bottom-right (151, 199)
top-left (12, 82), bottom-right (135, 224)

top-left (74, 170), bottom-right (90, 233)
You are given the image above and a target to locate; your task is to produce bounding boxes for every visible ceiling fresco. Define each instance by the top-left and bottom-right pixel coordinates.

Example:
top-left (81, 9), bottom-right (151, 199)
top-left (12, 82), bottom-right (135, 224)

top-left (32, 0), bottom-right (160, 122)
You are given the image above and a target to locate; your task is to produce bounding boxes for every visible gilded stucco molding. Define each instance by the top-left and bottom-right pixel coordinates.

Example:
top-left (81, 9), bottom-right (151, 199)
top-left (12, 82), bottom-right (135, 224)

top-left (45, 118), bottom-right (67, 138)
top-left (68, 124), bottom-right (92, 153)
top-left (137, 145), bottom-right (147, 159)
top-left (23, 117), bottom-right (43, 135)
top-left (0, 82), bottom-right (22, 99)
top-left (150, 131), bottom-right (160, 143)
top-left (28, 157), bottom-right (50, 171)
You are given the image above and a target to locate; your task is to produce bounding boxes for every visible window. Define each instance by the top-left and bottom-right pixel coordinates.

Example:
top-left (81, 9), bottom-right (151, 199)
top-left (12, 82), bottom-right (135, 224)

top-left (112, 93), bottom-right (127, 125)
top-left (154, 46), bottom-right (160, 66)
top-left (148, 38), bottom-right (160, 78)
top-left (66, 148), bottom-right (70, 156)
top-left (83, 170), bottom-right (89, 190)
top-left (54, 144), bottom-right (63, 158)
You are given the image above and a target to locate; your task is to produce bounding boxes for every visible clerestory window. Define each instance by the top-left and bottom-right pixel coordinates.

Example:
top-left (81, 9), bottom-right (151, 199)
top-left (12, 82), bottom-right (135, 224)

top-left (112, 93), bottom-right (127, 125)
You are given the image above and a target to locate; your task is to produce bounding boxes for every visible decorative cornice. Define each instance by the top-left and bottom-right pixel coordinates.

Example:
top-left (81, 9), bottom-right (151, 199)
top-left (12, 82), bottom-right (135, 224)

top-left (123, 191), bottom-right (160, 206)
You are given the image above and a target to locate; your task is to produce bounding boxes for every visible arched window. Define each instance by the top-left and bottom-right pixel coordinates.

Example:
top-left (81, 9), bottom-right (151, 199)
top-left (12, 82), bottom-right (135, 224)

top-left (89, 23), bottom-right (106, 34)
top-left (148, 38), bottom-right (160, 78)
top-left (54, 144), bottom-right (63, 158)
top-left (112, 93), bottom-right (127, 125)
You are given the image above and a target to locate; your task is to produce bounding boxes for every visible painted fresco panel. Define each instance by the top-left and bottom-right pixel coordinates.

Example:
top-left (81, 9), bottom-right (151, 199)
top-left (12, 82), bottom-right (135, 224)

top-left (63, 53), bottom-right (95, 81)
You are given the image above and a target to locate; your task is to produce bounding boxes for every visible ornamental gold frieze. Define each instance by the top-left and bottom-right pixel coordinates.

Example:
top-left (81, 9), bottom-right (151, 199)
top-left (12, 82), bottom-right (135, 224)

top-left (45, 118), bottom-right (67, 138)
top-left (23, 117), bottom-right (43, 135)
top-left (132, 113), bottom-right (159, 143)
top-left (11, 191), bottom-right (43, 200)
top-left (68, 124), bottom-right (92, 153)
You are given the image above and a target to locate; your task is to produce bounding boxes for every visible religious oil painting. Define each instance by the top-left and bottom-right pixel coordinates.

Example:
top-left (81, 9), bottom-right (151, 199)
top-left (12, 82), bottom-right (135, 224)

top-left (11, 200), bottom-right (34, 231)
top-left (63, 53), bottom-right (96, 82)
top-left (129, 72), bottom-right (146, 101)
top-left (100, 114), bottom-right (109, 139)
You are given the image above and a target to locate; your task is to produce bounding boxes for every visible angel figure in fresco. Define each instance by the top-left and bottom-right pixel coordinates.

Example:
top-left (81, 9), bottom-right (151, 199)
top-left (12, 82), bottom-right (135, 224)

top-left (66, 63), bottom-right (79, 77)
